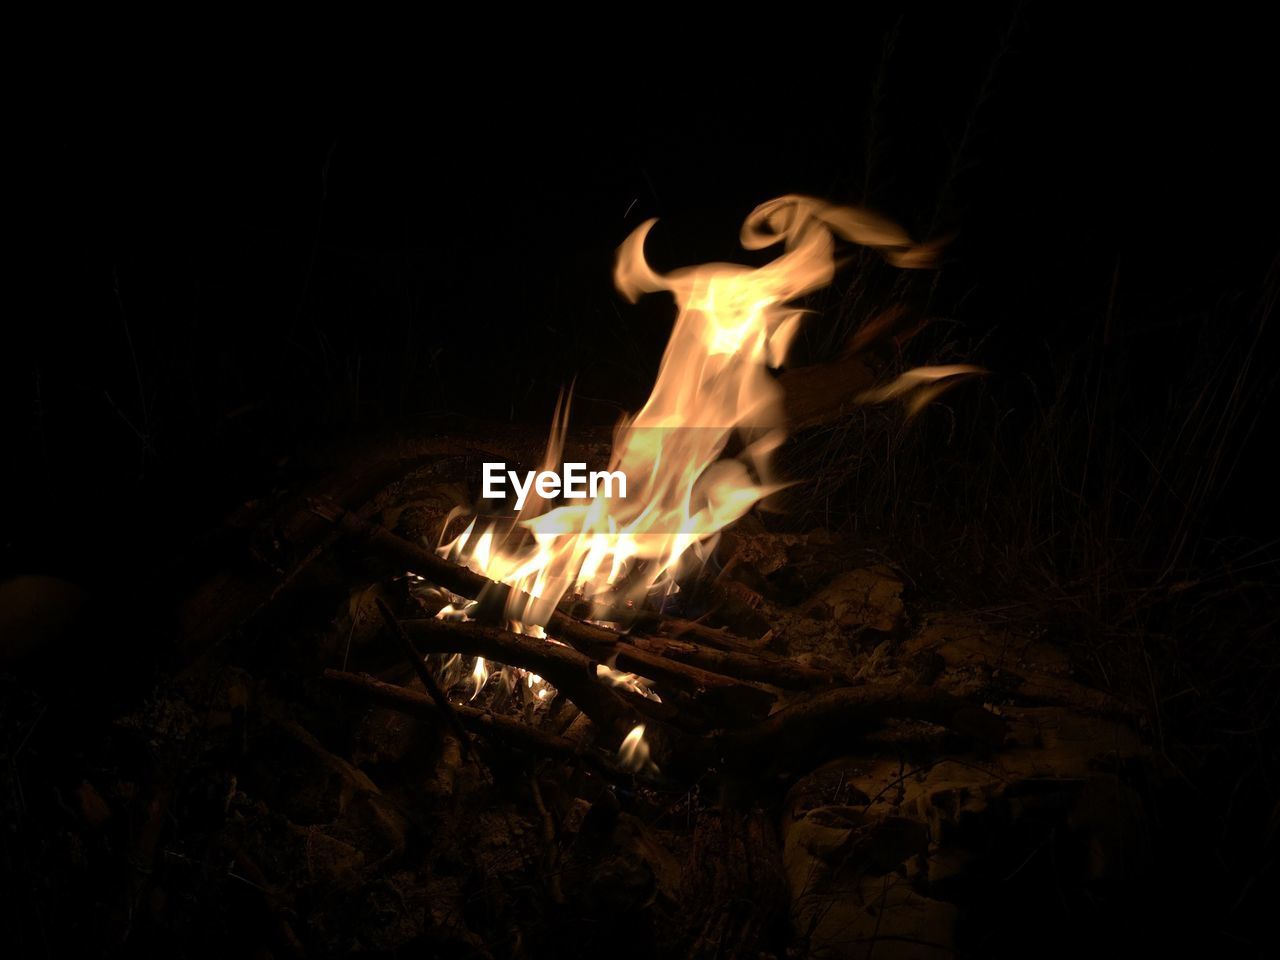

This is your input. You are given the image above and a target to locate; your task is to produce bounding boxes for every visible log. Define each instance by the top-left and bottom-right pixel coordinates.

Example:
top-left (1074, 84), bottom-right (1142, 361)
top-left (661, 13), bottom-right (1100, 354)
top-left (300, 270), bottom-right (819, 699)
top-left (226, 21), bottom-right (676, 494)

top-left (375, 598), bottom-right (472, 757)
top-left (658, 617), bottom-right (772, 654)
top-left (404, 615), bottom-right (776, 723)
top-left (398, 617), bottom-right (640, 741)
top-left (629, 634), bottom-right (836, 689)
top-left (326, 669), bottom-right (1009, 789)
top-left (313, 499), bottom-right (641, 626)
top-left (544, 610), bottom-right (777, 712)
top-left (1010, 673), bottom-right (1134, 718)
top-left (312, 502), bottom-right (804, 706)
top-left (713, 684), bottom-right (1007, 772)
top-left (323, 669), bottom-right (598, 766)
top-left (310, 498), bottom-right (491, 599)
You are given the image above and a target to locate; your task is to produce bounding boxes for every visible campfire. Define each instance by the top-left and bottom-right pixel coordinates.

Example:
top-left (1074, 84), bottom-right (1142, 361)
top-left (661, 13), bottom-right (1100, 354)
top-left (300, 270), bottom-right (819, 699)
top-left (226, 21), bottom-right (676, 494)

top-left (12, 29), bottom-right (1274, 956)
top-left (196, 196), bottom-right (1158, 956)
top-left (317, 195), bottom-right (983, 781)
top-left (1, 188), bottom-right (1203, 956)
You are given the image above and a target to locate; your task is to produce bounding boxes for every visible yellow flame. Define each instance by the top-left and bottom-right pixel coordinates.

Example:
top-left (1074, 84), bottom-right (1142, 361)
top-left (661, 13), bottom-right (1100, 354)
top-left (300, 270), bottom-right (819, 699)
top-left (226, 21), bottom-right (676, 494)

top-left (470, 657), bottom-right (489, 700)
top-left (437, 195), bottom-right (960, 634)
top-left (596, 664), bottom-right (662, 702)
top-left (855, 365), bottom-right (982, 416)
top-left (618, 723), bottom-right (657, 775)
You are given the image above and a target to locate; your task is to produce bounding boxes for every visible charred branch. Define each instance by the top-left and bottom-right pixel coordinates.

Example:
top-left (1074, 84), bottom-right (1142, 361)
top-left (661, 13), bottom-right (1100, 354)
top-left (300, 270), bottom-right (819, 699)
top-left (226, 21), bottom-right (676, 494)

top-left (322, 668), bottom-right (604, 768)
top-left (629, 634), bottom-right (836, 689)
top-left (403, 614), bottom-right (776, 724)
top-left (657, 617), bottom-right (773, 654)
top-left (375, 597), bottom-right (472, 756)
top-left (313, 504), bottom-right (806, 709)
top-left (398, 617), bottom-right (640, 741)
top-left (712, 684), bottom-right (1007, 773)
top-left (311, 498), bottom-right (491, 598)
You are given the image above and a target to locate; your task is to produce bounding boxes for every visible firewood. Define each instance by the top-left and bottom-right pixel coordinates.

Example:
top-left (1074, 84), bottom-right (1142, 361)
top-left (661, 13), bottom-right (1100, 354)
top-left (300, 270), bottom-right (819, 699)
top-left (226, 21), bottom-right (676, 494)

top-left (541, 608), bottom-right (779, 709)
top-left (322, 669), bottom-right (628, 780)
top-left (713, 684), bottom-right (1007, 772)
top-left (397, 617), bottom-right (641, 741)
top-left (374, 598), bottom-right (473, 758)
top-left (628, 634), bottom-right (837, 689)
top-left (403, 615), bottom-right (776, 723)
top-left (313, 502), bottom-right (814, 705)
top-left (313, 498), bottom-right (638, 625)
top-left (310, 498), bottom-right (490, 599)
top-left (657, 616), bottom-right (772, 654)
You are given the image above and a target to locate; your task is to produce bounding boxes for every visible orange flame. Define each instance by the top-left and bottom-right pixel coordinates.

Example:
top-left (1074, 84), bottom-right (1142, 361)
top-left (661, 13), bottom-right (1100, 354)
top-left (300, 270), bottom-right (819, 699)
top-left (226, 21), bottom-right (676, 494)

top-left (437, 196), bottom-right (972, 678)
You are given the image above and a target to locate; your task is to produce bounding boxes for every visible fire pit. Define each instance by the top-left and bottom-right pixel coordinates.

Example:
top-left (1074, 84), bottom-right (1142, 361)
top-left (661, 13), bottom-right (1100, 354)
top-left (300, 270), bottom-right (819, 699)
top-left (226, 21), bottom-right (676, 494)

top-left (117, 196), bottom-right (1144, 957)
top-left (312, 197), bottom-right (990, 782)
top-left (9, 27), bottom-right (1276, 956)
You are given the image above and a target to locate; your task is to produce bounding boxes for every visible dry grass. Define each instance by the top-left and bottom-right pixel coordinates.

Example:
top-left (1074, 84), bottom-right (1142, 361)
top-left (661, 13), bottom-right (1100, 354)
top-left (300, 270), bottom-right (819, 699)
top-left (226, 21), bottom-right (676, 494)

top-left (781, 252), bottom-right (1279, 940)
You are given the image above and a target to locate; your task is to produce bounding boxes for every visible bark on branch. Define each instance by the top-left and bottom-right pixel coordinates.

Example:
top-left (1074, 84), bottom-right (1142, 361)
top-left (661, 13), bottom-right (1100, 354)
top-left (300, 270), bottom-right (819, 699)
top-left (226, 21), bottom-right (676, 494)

top-left (399, 617), bottom-right (640, 741)
top-left (322, 669), bottom-right (608, 768)
top-left (712, 684), bottom-right (1007, 772)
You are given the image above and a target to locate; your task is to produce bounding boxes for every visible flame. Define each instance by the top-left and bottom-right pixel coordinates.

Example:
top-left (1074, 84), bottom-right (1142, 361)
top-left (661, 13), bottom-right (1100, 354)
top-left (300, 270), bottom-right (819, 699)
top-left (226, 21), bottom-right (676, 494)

top-left (618, 723), bottom-right (657, 775)
top-left (439, 195), bottom-right (954, 634)
top-left (427, 196), bottom-right (976, 715)
top-left (470, 656), bottom-right (489, 700)
top-left (596, 664), bottom-right (663, 702)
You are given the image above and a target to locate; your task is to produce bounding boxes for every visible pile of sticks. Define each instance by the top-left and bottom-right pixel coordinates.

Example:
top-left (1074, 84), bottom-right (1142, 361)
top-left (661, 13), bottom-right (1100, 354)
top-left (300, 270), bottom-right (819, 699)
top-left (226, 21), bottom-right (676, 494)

top-left (314, 501), bottom-right (1006, 781)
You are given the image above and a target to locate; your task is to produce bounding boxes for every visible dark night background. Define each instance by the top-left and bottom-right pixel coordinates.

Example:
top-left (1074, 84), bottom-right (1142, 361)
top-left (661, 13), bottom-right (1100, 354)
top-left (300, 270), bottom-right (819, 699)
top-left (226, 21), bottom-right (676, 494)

top-left (10, 11), bottom-right (1278, 579)
top-left (6, 8), bottom-right (1279, 955)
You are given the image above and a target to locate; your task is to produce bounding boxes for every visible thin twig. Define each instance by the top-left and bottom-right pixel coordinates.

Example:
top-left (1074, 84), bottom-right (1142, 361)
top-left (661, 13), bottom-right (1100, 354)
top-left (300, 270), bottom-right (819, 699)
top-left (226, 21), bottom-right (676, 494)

top-left (375, 598), bottom-right (473, 759)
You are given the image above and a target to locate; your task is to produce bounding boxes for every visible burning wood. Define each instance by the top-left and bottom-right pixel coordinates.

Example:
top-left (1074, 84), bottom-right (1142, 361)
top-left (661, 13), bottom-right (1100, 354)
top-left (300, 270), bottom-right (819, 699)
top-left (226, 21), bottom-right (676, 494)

top-left (18, 40), bottom-right (1264, 954)
top-left (228, 192), bottom-right (1145, 957)
top-left (302, 197), bottom-right (990, 787)
top-left (423, 196), bottom-right (975, 636)
top-left (397, 615), bottom-right (641, 742)
top-left (373, 597), bottom-right (472, 757)
top-left (321, 669), bottom-right (614, 772)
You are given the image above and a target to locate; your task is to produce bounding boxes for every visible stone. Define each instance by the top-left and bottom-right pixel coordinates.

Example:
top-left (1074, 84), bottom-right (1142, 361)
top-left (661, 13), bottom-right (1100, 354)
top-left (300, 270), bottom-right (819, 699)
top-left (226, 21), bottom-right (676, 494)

top-left (812, 566), bottom-right (905, 635)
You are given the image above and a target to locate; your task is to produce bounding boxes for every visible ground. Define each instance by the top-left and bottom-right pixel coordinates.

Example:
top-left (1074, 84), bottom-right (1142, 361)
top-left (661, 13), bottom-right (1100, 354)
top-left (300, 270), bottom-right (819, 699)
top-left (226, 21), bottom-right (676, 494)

top-left (1, 426), bottom-right (1210, 959)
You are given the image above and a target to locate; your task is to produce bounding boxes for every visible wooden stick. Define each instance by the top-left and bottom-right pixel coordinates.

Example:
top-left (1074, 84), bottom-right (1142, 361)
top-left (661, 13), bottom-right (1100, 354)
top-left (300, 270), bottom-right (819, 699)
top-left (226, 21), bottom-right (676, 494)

top-left (313, 503), bottom-right (806, 701)
top-left (628, 634), bottom-right (836, 690)
top-left (311, 498), bottom-right (491, 599)
top-left (374, 598), bottom-right (472, 758)
top-left (399, 617), bottom-right (640, 741)
top-left (326, 669), bottom-right (1010, 786)
top-left (404, 615), bottom-right (775, 722)
top-left (312, 499), bottom-right (638, 625)
top-left (714, 684), bottom-right (1007, 770)
top-left (657, 617), bottom-right (772, 654)
top-left (323, 669), bottom-right (598, 765)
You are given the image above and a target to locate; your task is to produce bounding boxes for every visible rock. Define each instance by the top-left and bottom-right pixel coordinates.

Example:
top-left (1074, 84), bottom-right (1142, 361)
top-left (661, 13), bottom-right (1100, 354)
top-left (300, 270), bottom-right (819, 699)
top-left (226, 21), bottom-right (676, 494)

top-left (902, 613), bottom-right (1071, 679)
top-left (899, 614), bottom-right (1134, 716)
top-left (812, 566), bottom-right (905, 635)
top-left (781, 710), bottom-right (1152, 955)
top-left (718, 529), bottom-right (807, 577)
top-left (783, 804), bottom-right (955, 959)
